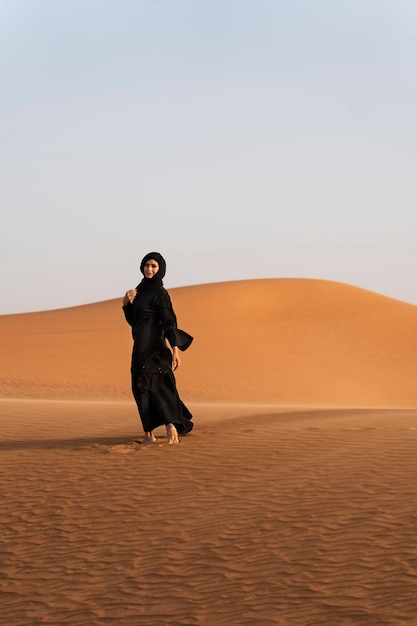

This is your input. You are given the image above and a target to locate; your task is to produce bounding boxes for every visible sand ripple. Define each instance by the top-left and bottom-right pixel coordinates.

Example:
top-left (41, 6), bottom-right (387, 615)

top-left (1, 402), bottom-right (417, 625)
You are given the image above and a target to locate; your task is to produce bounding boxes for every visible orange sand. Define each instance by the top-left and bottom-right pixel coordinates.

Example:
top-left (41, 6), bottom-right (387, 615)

top-left (1, 279), bottom-right (417, 625)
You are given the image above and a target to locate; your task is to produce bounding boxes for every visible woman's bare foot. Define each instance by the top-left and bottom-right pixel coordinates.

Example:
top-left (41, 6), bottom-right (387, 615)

top-left (166, 423), bottom-right (180, 444)
top-left (142, 432), bottom-right (157, 445)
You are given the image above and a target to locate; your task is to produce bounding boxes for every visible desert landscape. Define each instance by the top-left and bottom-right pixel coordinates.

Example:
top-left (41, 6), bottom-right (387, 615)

top-left (1, 278), bottom-right (417, 625)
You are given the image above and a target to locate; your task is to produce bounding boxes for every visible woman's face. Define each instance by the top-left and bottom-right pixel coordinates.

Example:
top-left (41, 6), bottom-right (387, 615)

top-left (143, 259), bottom-right (159, 279)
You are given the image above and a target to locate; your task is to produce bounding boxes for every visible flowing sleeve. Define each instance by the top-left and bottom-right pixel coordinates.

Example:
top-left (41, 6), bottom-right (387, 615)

top-left (156, 289), bottom-right (193, 351)
top-left (122, 302), bottom-right (134, 326)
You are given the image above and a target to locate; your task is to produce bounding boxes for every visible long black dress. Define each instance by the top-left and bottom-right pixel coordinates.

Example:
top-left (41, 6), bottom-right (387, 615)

top-left (123, 285), bottom-right (193, 435)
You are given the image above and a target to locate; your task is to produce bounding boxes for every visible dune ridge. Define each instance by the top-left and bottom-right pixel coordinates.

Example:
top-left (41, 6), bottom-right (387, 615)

top-left (1, 278), bottom-right (417, 407)
top-left (2, 279), bottom-right (417, 624)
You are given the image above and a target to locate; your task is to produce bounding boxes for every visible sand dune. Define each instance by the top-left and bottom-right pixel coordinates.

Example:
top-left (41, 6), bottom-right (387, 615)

top-left (1, 278), bottom-right (417, 406)
top-left (1, 399), bottom-right (417, 625)
top-left (2, 279), bottom-right (417, 625)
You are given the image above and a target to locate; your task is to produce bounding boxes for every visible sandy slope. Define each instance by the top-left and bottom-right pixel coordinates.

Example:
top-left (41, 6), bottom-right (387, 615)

top-left (1, 278), bottom-right (417, 406)
top-left (2, 279), bottom-right (417, 625)
top-left (1, 399), bottom-right (417, 625)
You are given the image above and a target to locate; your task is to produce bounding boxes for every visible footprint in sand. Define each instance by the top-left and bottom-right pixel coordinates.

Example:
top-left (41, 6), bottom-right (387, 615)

top-left (94, 440), bottom-right (169, 453)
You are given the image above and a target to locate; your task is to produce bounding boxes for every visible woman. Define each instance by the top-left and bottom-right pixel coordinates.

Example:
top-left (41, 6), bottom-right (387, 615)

top-left (122, 252), bottom-right (193, 444)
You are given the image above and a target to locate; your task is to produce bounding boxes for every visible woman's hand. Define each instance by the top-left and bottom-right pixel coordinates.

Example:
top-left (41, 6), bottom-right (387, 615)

top-left (123, 289), bottom-right (137, 306)
top-left (171, 347), bottom-right (181, 371)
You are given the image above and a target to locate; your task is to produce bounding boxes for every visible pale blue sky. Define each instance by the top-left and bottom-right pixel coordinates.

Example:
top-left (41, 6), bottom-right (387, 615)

top-left (1, 0), bottom-right (417, 313)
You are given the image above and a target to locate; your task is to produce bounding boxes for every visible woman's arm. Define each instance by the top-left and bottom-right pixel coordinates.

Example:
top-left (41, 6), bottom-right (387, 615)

top-left (123, 289), bottom-right (137, 306)
top-left (122, 288), bottom-right (137, 325)
top-left (157, 290), bottom-right (193, 363)
top-left (168, 343), bottom-right (181, 371)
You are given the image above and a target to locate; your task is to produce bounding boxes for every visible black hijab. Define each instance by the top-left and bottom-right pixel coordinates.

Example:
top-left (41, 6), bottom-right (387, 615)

top-left (136, 252), bottom-right (167, 293)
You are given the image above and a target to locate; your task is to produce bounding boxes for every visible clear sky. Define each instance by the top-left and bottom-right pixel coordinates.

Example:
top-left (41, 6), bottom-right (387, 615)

top-left (1, 0), bottom-right (417, 314)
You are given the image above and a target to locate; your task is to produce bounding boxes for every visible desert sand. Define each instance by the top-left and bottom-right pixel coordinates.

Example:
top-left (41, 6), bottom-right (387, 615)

top-left (1, 278), bottom-right (417, 625)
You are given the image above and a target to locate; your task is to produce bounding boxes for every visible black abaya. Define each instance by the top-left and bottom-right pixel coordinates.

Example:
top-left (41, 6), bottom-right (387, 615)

top-left (123, 286), bottom-right (193, 435)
